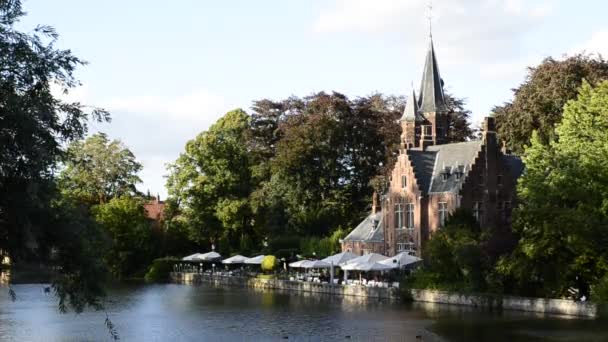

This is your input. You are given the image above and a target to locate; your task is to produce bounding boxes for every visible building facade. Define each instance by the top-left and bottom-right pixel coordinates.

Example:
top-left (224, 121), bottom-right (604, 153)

top-left (341, 37), bottom-right (523, 256)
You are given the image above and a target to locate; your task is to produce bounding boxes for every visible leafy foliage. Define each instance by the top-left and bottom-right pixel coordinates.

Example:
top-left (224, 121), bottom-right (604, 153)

top-left (94, 196), bottom-right (153, 278)
top-left (493, 54), bottom-right (608, 154)
top-left (410, 209), bottom-right (491, 292)
top-left (0, 0), bottom-right (109, 312)
top-left (59, 133), bottom-right (142, 205)
top-left (261, 255), bottom-right (277, 272)
top-left (144, 257), bottom-right (180, 283)
top-left (497, 81), bottom-right (608, 298)
top-left (444, 92), bottom-right (475, 142)
top-left (166, 109), bottom-right (252, 251)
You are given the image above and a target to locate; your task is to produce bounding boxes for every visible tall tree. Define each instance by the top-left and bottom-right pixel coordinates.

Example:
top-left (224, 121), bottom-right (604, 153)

top-left (94, 196), bottom-right (153, 278)
top-left (493, 54), bottom-right (608, 154)
top-left (263, 92), bottom-right (400, 236)
top-left (59, 133), bottom-right (142, 205)
top-left (0, 0), bottom-right (109, 311)
top-left (166, 109), bottom-right (252, 252)
top-left (497, 81), bottom-right (608, 298)
top-left (445, 92), bottom-right (475, 142)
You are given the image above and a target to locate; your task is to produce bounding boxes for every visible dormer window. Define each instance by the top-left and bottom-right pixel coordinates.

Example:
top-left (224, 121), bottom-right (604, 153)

top-left (441, 167), bottom-right (450, 182)
top-left (371, 219), bottom-right (379, 231)
top-left (455, 171), bottom-right (463, 180)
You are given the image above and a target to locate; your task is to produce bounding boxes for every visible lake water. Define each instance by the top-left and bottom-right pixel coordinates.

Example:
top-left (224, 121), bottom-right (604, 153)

top-left (0, 283), bottom-right (607, 341)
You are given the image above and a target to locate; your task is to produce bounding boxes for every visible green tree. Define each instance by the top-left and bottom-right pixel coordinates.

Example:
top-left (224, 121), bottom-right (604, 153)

top-left (493, 54), bottom-right (608, 154)
top-left (94, 196), bottom-right (153, 278)
top-left (0, 0), bottom-right (109, 311)
top-left (498, 81), bottom-right (608, 298)
top-left (444, 92), bottom-right (475, 143)
top-left (59, 133), bottom-right (142, 205)
top-left (166, 109), bottom-right (252, 252)
top-left (412, 209), bottom-right (487, 292)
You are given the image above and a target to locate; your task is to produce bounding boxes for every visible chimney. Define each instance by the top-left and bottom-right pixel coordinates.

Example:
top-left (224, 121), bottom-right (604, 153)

top-left (371, 192), bottom-right (379, 214)
top-left (483, 117), bottom-right (497, 144)
top-left (501, 140), bottom-right (510, 155)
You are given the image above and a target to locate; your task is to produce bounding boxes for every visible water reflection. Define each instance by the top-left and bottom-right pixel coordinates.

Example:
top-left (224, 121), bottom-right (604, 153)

top-left (0, 284), bottom-right (606, 341)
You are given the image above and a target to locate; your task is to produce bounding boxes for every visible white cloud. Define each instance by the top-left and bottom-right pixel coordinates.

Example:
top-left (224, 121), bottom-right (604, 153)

top-left (570, 30), bottom-right (608, 57)
top-left (92, 88), bottom-right (233, 198)
top-left (313, 0), bottom-right (417, 34)
top-left (313, 0), bottom-right (554, 67)
top-left (50, 83), bottom-right (90, 103)
top-left (104, 88), bottom-right (227, 124)
top-left (479, 54), bottom-right (545, 80)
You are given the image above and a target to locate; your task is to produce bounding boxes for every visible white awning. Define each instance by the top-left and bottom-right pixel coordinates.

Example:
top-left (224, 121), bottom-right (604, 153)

top-left (182, 253), bottom-right (204, 261)
top-left (341, 261), bottom-right (396, 272)
top-left (198, 251), bottom-right (221, 261)
top-left (222, 255), bottom-right (249, 264)
top-left (289, 260), bottom-right (310, 268)
top-left (379, 252), bottom-right (422, 268)
top-left (321, 252), bottom-right (357, 265)
top-left (340, 253), bottom-right (389, 266)
top-left (244, 255), bottom-right (265, 264)
top-left (301, 260), bottom-right (332, 269)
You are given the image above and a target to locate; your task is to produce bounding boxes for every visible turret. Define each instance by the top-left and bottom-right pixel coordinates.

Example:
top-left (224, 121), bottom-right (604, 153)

top-left (418, 36), bottom-right (449, 148)
top-left (400, 88), bottom-right (422, 150)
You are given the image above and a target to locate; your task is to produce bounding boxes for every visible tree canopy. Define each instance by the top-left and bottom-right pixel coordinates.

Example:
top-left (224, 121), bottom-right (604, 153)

top-left (493, 54), bottom-right (608, 154)
top-left (166, 90), bottom-right (475, 257)
top-left (59, 133), bottom-right (142, 205)
top-left (166, 109), bottom-right (252, 253)
top-left (497, 80), bottom-right (608, 298)
top-left (0, 0), bottom-right (109, 312)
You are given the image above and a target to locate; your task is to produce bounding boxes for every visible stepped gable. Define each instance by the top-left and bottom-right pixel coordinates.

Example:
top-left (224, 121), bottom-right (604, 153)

top-left (342, 211), bottom-right (384, 243)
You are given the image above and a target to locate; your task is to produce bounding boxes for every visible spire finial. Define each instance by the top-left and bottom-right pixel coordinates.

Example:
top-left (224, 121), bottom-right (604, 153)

top-left (427, 0), bottom-right (433, 38)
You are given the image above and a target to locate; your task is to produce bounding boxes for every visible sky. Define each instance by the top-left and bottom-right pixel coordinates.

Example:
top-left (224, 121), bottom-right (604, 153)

top-left (17, 0), bottom-right (608, 198)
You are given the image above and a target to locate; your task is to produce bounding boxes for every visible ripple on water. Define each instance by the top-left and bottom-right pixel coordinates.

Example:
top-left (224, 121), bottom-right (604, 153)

top-left (0, 284), bottom-right (606, 341)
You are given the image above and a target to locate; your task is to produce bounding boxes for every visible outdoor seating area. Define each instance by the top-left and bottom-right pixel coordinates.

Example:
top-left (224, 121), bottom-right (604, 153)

top-left (175, 250), bottom-right (421, 289)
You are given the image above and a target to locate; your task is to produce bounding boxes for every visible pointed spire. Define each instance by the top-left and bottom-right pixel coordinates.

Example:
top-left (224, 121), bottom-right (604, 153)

top-left (401, 87), bottom-right (422, 122)
top-left (418, 37), bottom-right (447, 113)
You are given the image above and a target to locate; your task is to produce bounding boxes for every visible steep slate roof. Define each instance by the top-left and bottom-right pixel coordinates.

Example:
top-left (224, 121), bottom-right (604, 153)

top-left (408, 149), bottom-right (437, 193)
top-left (418, 38), bottom-right (448, 113)
top-left (343, 211), bottom-right (384, 242)
top-left (408, 140), bottom-right (483, 194)
top-left (401, 88), bottom-right (424, 122)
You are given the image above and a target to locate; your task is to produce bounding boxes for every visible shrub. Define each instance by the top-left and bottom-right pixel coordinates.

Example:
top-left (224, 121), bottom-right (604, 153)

top-left (261, 255), bottom-right (277, 273)
top-left (592, 274), bottom-right (608, 303)
top-left (144, 257), bottom-right (180, 283)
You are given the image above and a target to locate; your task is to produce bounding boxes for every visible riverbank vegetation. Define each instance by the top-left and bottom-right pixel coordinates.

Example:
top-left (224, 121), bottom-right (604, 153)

top-left (4, 0), bottom-right (608, 314)
top-left (416, 69), bottom-right (608, 302)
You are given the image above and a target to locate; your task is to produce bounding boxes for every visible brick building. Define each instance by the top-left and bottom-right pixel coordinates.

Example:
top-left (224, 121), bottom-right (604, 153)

top-left (341, 37), bottom-right (523, 257)
top-left (144, 194), bottom-right (165, 224)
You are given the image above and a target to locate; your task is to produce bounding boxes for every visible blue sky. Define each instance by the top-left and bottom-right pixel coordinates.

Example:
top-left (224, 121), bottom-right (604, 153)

top-left (18, 0), bottom-right (608, 197)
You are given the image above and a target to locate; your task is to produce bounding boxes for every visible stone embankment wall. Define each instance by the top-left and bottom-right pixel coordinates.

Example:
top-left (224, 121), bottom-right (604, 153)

top-left (410, 289), bottom-right (598, 318)
top-left (171, 272), bottom-right (599, 318)
top-left (171, 272), bottom-right (399, 301)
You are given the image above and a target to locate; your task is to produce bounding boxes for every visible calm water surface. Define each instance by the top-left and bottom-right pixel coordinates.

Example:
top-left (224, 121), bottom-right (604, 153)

top-left (0, 284), bottom-right (607, 341)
